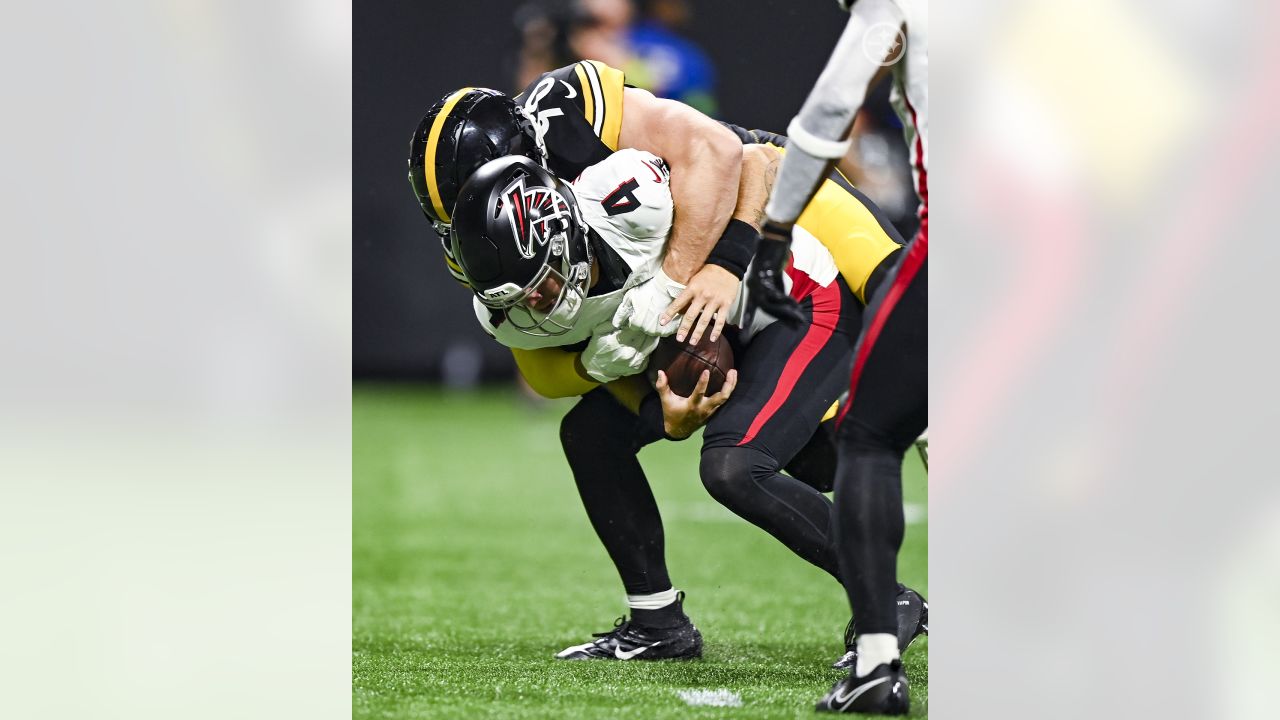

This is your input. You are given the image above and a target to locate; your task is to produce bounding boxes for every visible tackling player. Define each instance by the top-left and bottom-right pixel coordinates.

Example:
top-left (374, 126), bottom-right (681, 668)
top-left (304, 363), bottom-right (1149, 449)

top-left (748, 0), bottom-right (928, 714)
top-left (405, 58), bottom-right (925, 667)
top-left (448, 142), bottom-right (926, 665)
top-left (408, 62), bottom-right (746, 349)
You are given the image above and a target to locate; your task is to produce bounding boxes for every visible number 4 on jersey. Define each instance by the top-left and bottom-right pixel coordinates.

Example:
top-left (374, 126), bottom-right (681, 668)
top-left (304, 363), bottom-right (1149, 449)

top-left (600, 178), bottom-right (640, 216)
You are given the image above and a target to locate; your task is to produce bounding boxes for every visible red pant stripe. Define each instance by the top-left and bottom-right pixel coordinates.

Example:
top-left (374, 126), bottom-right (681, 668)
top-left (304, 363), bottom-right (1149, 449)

top-left (837, 234), bottom-right (928, 427)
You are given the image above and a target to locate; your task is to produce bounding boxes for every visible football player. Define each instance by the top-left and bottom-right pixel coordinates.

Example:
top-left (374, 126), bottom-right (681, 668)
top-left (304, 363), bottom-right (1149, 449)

top-left (448, 141), bottom-right (926, 665)
top-left (406, 59), bottom-right (924, 665)
top-left (408, 63), bottom-right (746, 349)
top-left (748, 0), bottom-right (928, 713)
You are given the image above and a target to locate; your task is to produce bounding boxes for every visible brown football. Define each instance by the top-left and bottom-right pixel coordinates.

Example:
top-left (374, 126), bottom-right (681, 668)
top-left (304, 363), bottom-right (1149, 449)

top-left (646, 332), bottom-right (735, 396)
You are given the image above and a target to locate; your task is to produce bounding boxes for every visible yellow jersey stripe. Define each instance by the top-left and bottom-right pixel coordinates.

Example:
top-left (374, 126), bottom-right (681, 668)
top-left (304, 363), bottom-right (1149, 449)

top-left (587, 60), bottom-right (625, 151)
top-left (766, 144), bottom-right (899, 304)
top-left (795, 178), bottom-right (899, 303)
top-left (424, 86), bottom-right (475, 223)
top-left (574, 63), bottom-right (595, 129)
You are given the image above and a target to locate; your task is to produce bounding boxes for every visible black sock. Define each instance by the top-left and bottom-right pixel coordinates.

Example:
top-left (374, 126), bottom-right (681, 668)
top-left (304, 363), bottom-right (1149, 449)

top-left (632, 601), bottom-right (687, 628)
top-left (560, 389), bottom-right (670, 596)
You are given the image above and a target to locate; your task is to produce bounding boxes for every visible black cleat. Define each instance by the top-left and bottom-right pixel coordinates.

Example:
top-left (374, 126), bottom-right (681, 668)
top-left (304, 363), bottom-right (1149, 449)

top-left (816, 659), bottom-right (909, 714)
top-left (554, 594), bottom-right (702, 661)
top-left (832, 585), bottom-right (928, 670)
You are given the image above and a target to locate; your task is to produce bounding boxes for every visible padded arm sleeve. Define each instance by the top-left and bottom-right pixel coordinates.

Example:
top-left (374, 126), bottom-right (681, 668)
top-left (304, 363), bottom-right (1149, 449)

top-left (765, 0), bottom-right (905, 224)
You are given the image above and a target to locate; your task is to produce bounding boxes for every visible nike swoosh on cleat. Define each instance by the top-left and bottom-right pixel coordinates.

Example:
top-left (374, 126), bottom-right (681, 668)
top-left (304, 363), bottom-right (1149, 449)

top-left (832, 676), bottom-right (890, 708)
top-left (614, 642), bottom-right (660, 660)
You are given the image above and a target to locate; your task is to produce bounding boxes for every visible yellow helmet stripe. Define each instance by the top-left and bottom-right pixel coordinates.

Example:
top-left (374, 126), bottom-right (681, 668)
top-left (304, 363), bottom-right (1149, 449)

top-left (424, 87), bottom-right (475, 223)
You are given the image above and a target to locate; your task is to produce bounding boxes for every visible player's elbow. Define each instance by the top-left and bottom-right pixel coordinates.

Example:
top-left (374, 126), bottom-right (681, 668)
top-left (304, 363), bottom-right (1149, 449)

top-left (673, 119), bottom-right (740, 178)
top-left (703, 124), bottom-right (744, 171)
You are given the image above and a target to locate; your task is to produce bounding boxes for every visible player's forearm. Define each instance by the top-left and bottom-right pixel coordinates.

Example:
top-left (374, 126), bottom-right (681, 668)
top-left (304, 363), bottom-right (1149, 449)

top-left (765, 0), bottom-right (903, 226)
top-left (732, 144), bottom-right (782, 232)
top-left (662, 132), bottom-right (742, 282)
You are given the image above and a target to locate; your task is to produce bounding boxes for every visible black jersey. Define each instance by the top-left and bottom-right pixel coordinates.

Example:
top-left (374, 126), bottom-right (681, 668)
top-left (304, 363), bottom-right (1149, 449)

top-left (515, 60), bottom-right (628, 180)
top-left (440, 60), bottom-right (780, 288)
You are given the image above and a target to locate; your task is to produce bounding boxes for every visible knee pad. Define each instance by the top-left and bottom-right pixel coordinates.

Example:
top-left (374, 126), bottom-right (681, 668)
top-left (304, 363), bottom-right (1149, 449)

top-left (699, 446), bottom-right (777, 508)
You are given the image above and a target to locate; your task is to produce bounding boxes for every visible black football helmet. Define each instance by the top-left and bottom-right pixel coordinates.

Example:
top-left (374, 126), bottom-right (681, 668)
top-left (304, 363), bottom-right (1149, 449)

top-left (450, 156), bottom-right (592, 337)
top-left (407, 87), bottom-right (544, 237)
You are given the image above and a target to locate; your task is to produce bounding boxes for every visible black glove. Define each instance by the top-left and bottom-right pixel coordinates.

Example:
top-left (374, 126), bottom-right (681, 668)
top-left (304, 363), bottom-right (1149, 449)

top-left (748, 222), bottom-right (806, 325)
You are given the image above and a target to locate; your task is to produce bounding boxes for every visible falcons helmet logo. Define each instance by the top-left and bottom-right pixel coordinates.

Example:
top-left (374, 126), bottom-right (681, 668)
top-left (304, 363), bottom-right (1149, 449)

top-left (500, 175), bottom-right (573, 259)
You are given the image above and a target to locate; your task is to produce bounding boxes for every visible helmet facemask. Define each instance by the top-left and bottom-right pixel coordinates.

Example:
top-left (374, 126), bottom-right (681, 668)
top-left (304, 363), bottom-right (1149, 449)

top-left (472, 179), bottom-right (593, 338)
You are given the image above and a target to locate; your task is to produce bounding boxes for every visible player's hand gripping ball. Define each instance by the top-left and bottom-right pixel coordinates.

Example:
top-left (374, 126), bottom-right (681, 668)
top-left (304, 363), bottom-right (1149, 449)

top-left (646, 332), bottom-right (735, 396)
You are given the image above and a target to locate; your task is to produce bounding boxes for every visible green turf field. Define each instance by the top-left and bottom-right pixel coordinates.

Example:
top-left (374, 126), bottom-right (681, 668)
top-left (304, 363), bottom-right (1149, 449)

top-left (354, 384), bottom-right (928, 719)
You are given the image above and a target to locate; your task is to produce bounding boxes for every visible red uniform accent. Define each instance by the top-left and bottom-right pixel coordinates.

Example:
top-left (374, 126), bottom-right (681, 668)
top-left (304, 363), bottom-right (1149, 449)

top-left (737, 265), bottom-right (843, 446)
top-left (905, 95), bottom-right (928, 243)
top-left (837, 234), bottom-right (929, 427)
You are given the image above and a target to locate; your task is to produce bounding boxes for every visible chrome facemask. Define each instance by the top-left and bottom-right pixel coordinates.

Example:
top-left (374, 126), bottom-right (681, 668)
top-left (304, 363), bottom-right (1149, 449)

top-left (476, 205), bottom-right (593, 337)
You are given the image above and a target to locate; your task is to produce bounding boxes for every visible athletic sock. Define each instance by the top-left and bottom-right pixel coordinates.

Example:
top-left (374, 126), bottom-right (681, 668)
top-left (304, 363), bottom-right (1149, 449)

top-left (854, 633), bottom-right (900, 677)
top-left (627, 588), bottom-right (684, 628)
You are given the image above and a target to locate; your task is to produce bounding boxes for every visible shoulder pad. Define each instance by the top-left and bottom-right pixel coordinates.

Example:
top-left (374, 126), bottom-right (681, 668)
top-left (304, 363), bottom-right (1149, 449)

top-left (517, 61), bottom-right (626, 178)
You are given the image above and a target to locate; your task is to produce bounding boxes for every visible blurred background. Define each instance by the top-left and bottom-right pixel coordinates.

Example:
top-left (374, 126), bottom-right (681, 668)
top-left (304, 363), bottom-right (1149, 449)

top-left (6, 0), bottom-right (1277, 717)
top-left (354, 0), bottom-right (918, 383)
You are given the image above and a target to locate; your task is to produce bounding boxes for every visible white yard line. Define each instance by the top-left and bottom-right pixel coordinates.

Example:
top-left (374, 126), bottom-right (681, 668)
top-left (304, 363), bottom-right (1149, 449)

top-left (676, 689), bottom-right (743, 707)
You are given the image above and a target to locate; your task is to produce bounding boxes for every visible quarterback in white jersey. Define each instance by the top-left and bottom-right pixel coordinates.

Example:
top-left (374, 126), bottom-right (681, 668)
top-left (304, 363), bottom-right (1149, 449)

top-left (460, 148), bottom-right (837, 382)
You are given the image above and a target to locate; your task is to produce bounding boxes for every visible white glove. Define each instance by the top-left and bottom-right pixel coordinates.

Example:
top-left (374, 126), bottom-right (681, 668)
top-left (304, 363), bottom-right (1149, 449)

top-left (612, 269), bottom-right (685, 337)
top-left (581, 326), bottom-right (660, 383)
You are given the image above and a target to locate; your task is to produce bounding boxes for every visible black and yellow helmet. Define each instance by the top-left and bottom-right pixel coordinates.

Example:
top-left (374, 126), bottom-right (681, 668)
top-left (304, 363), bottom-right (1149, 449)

top-left (407, 87), bottom-right (543, 237)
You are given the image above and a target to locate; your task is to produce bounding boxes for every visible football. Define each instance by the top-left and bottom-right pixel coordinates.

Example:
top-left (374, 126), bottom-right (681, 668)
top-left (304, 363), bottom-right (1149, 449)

top-left (647, 332), bottom-right (735, 396)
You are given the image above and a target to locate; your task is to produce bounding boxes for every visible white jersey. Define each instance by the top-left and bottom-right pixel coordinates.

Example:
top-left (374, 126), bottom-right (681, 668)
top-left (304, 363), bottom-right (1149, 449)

top-left (477, 148), bottom-right (839, 351)
top-left (765, 0), bottom-right (928, 229)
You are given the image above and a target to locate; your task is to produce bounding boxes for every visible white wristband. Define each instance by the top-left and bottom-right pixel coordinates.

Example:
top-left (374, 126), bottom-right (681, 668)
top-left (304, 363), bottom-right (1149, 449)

top-left (786, 117), bottom-right (852, 160)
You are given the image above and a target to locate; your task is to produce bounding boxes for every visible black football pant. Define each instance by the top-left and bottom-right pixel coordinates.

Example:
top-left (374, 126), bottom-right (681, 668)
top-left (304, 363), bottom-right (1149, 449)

top-left (698, 275), bottom-right (863, 581)
top-left (834, 235), bottom-right (928, 636)
top-left (560, 384), bottom-right (844, 596)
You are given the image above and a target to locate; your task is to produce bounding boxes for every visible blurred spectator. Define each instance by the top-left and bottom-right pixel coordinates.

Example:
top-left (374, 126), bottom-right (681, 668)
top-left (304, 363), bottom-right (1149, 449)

top-left (569, 0), bottom-right (635, 70)
top-left (627, 0), bottom-right (718, 116)
top-left (512, 1), bottom-right (717, 116)
top-left (512, 1), bottom-right (578, 90)
top-left (513, 0), bottom-right (634, 90)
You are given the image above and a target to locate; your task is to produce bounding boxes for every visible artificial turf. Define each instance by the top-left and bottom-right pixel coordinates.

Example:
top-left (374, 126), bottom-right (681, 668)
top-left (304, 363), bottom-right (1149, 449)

top-left (354, 385), bottom-right (928, 719)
